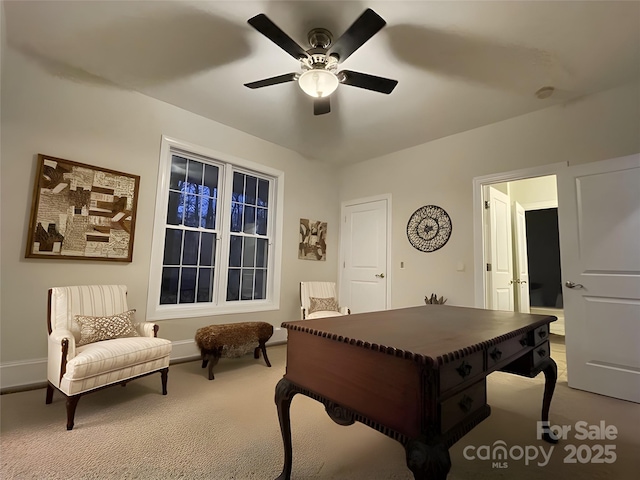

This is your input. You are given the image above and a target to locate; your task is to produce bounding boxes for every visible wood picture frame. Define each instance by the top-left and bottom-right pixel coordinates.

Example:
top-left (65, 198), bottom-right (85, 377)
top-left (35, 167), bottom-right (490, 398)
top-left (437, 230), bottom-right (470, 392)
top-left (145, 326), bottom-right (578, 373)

top-left (25, 154), bottom-right (140, 262)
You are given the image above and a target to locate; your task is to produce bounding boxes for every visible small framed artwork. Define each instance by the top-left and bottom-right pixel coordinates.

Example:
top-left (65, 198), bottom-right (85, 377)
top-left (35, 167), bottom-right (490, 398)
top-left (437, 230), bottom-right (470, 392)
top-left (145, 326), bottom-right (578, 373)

top-left (25, 154), bottom-right (140, 262)
top-left (299, 218), bottom-right (327, 261)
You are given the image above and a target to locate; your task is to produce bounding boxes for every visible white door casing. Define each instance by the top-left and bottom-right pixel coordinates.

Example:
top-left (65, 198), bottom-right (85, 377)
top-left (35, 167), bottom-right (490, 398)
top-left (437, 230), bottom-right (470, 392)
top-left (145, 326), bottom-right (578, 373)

top-left (486, 187), bottom-right (514, 311)
top-left (557, 153), bottom-right (640, 403)
top-left (513, 201), bottom-right (531, 313)
top-left (340, 196), bottom-right (391, 314)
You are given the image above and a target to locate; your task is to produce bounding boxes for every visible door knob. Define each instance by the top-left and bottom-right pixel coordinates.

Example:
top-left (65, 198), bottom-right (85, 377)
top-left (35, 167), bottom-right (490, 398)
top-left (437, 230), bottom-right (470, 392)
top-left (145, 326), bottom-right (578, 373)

top-left (565, 281), bottom-right (584, 289)
top-left (375, 273), bottom-right (385, 278)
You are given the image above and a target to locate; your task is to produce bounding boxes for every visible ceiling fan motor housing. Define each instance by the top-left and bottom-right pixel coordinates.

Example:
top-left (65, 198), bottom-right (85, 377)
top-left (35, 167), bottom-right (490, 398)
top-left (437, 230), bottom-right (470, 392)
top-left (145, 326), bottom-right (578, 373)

top-left (307, 28), bottom-right (333, 49)
top-left (301, 50), bottom-right (338, 72)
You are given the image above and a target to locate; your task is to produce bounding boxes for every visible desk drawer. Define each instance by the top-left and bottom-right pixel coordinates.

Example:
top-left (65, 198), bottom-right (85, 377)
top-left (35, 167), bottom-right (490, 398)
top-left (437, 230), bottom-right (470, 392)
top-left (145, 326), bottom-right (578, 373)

top-left (487, 336), bottom-right (528, 368)
top-left (532, 324), bottom-right (549, 345)
top-left (532, 341), bottom-right (550, 369)
top-left (440, 379), bottom-right (487, 434)
top-left (439, 351), bottom-right (484, 393)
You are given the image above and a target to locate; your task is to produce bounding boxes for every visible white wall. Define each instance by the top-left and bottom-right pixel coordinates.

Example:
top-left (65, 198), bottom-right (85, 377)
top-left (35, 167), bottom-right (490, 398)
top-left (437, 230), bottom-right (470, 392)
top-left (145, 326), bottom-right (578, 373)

top-left (338, 82), bottom-right (640, 309)
top-left (508, 176), bottom-right (558, 209)
top-left (0, 46), bottom-right (340, 380)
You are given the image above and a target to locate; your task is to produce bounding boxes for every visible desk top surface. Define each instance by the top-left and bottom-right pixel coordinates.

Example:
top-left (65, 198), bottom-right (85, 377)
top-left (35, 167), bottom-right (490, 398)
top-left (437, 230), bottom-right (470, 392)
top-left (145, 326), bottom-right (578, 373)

top-left (283, 305), bottom-right (555, 365)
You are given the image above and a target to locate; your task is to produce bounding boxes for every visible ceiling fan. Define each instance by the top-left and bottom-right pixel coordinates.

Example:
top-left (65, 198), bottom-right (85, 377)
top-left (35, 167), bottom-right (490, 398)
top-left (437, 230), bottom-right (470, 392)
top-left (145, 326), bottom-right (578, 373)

top-left (244, 8), bottom-right (398, 115)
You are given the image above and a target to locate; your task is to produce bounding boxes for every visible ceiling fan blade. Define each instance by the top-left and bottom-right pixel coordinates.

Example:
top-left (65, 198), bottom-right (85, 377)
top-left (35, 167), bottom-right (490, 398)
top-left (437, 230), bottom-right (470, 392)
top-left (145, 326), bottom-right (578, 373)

top-left (314, 97), bottom-right (331, 115)
top-left (244, 73), bottom-right (297, 89)
top-left (248, 14), bottom-right (308, 61)
top-left (339, 70), bottom-right (398, 94)
top-left (327, 9), bottom-right (386, 62)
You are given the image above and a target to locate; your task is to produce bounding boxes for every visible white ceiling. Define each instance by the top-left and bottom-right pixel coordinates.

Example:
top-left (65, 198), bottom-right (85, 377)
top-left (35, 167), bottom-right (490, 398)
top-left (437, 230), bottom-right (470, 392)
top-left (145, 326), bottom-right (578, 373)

top-left (4, 1), bottom-right (640, 165)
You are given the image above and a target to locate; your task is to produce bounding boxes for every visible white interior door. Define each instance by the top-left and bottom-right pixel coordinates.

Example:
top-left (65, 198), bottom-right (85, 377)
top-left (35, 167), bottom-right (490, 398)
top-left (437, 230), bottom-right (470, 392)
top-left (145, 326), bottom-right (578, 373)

top-left (557, 153), bottom-right (640, 402)
top-left (513, 201), bottom-right (531, 313)
top-left (340, 198), bottom-right (389, 314)
top-left (486, 187), bottom-right (514, 311)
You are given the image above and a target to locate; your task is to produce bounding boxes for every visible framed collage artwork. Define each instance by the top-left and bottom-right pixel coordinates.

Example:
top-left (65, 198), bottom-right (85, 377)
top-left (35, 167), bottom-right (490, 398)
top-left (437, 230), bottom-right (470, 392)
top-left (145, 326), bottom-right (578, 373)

top-left (25, 154), bottom-right (140, 262)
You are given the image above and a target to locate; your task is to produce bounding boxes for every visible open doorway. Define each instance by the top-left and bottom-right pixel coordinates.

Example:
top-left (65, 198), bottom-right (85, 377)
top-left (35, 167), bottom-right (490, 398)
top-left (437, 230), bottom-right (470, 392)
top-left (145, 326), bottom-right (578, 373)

top-left (487, 177), bottom-right (565, 335)
top-left (472, 162), bottom-right (567, 336)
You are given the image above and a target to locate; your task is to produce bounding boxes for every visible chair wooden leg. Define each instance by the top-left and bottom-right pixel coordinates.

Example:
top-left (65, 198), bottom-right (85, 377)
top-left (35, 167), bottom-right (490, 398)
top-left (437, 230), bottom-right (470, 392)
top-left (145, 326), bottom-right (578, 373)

top-left (66, 395), bottom-right (81, 431)
top-left (160, 368), bottom-right (168, 395)
top-left (46, 383), bottom-right (54, 404)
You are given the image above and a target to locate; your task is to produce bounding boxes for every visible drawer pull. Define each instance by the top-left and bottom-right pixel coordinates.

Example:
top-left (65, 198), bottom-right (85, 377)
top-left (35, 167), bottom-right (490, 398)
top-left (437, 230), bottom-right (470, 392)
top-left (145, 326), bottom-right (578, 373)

top-left (456, 361), bottom-right (472, 379)
top-left (519, 337), bottom-right (528, 347)
top-left (489, 348), bottom-right (502, 361)
top-left (459, 394), bottom-right (474, 413)
top-left (537, 348), bottom-right (547, 357)
top-left (538, 330), bottom-right (548, 339)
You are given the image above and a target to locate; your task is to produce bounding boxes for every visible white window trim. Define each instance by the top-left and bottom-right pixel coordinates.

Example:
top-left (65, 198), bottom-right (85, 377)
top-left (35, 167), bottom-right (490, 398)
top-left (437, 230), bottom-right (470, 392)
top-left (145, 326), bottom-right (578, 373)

top-left (146, 135), bottom-right (284, 320)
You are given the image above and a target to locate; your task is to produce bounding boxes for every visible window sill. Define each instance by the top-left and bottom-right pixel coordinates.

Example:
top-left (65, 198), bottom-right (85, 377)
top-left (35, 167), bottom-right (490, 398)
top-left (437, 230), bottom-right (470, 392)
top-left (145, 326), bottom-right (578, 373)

top-left (147, 300), bottom-right (279, 321)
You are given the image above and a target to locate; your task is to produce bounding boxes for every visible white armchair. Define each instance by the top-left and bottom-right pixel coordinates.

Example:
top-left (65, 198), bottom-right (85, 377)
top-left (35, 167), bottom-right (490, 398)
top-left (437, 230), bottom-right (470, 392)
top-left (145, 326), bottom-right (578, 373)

top-left (46, 285), bottom-right (172, 430)
top-left (300, 281), bottom-right (350, 319)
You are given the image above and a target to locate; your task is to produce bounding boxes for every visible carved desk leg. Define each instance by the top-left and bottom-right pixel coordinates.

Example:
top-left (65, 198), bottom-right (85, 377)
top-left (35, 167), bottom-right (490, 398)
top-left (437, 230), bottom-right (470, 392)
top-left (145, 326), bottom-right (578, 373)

top-left (274, 378), bottom-right (298, 480)
top-left (538, 357), bottom-right (559, 444)
top-left (405, 437), bottom-right (452, 480)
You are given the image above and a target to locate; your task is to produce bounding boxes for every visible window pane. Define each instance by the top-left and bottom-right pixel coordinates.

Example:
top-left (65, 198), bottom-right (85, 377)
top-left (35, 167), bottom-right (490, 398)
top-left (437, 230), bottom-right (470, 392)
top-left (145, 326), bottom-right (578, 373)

top-left (197, 268), bottom-right (213, 302)
top-left (183, 230), bottom-right (199, 265)
top-left (229, 235), bottom-right (242, 267)
top-left (160, 267), bottom-right (179, 304)
top-left (201, 197), bottom-right (216, 229)
top-left (230, 202), bottom-right (243, 232)
top-left (256, 238), bottom-right (268, 267)
top-left (200, 232), bottom-right (216, 266)
top-left (186, 160), bottom-right (203, 195)
top-left (232, 172), bottom-right (244, 202)
top-left (241, 269), bottom-right (255, 300)
top-left (256, 208), bottom-right (268, 235)
top-left (258, 179), bottom-right (269, 207)
top-left (243, 206), bottom-right (256, 233)
top-left (170, 156), bottom-right (187, 190)
top-left (227, 269), bottom-right (240, 301)
top-left (203, 164), bottom-right (219, 196)
top-left (167, 192), bottom-right (183, 225)
top-left (180, 267), bottom-right (197, 303)
top-left (255, 269), bottom-right (267, 300)
top-left (163, 229), bottom-right (183, 265)
top-left (243, 237), bottom-right (256, 267)
top-left (245, 176), bottom-right (257, 205)
top-left (184, 194), bottom-right (200, 227)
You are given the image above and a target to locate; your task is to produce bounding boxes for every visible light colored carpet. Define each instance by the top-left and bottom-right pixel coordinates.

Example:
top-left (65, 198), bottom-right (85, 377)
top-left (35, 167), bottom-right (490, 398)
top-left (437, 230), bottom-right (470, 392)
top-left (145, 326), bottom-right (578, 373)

top-left (1, 337), bottom-right (638, 479)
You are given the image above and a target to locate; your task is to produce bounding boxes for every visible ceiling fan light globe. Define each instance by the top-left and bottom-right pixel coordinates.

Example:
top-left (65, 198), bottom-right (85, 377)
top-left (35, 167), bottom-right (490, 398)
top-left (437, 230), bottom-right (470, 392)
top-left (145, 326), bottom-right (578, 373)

top-left (298, 69), bottom-right (339, 98)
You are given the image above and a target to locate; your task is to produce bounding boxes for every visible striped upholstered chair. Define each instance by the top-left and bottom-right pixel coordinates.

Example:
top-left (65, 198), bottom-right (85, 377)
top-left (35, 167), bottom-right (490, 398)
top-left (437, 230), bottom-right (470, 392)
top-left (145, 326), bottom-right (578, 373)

top-left (46, 285), bottom-right (172, 430)
top-left (300, 281), bottom-right (350, 319)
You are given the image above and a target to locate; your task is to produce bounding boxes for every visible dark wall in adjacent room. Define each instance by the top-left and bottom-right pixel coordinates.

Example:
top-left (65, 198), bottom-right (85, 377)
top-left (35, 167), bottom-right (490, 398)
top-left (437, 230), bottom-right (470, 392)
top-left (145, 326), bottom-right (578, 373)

top-left (525, 208), bottom-right (563, 308)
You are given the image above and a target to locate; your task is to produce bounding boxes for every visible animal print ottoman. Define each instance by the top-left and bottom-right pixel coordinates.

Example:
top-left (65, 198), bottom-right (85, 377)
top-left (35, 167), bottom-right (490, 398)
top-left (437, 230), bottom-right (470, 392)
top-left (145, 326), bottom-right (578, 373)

top-left (194, 322), bottom-right (273, 380)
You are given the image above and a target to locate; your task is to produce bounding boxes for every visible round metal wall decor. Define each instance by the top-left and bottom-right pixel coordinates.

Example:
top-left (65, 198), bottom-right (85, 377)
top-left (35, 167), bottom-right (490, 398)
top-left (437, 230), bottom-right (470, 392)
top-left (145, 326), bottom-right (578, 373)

top-left (406, 205), bottom-right (452, 252)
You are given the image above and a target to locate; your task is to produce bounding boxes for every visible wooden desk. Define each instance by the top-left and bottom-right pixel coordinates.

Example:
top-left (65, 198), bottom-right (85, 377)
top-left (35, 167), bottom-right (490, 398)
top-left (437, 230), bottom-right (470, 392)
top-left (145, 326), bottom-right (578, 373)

top-left (274, 305), bottom-right (557, 480)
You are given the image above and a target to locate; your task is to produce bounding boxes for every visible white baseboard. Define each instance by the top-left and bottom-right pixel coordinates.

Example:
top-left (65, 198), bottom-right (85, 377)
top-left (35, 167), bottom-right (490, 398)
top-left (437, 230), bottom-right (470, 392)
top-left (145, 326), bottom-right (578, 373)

top-left (0, 357), bottom-right (47, 390)
top-left (0, 327), bottom-right (288, 391)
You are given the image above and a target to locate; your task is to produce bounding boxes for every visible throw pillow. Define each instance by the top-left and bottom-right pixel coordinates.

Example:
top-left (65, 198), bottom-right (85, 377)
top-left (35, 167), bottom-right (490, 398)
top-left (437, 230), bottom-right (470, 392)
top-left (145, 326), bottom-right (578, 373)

top-left (75, 309), bottom-right (140, 346)
top-left (308, 297), bottom-right (339, 315)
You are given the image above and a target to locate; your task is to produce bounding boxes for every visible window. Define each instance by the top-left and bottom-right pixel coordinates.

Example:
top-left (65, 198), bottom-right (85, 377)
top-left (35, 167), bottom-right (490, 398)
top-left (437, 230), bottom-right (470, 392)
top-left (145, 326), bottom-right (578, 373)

top-left (147, 137), bottom-right (283, 320)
